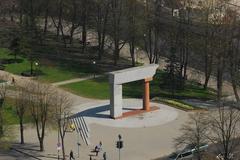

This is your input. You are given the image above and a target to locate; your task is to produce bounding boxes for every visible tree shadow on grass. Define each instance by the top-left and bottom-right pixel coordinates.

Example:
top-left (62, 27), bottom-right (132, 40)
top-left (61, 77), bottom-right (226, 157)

top-left (0, 58), bottom-right (23, 64)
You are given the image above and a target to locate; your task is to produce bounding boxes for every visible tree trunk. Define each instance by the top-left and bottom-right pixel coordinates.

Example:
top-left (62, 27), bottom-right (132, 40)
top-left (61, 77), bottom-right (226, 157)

top-left (39, 138), bottom-right (44, 151)
top-left (60, 24), bottom-right (67, 48)
top-left (0, 98), bottom-right (4, 136)
top-left (217, 55), bottom-right (224, 102)
top-left (130, 40), bottom-right (135, 67)
top-left (97, 30), bottom-right (102, 59)
top-left (204, 54), bottom-right (212, 90)
top-left (230, 58), bottom-right (240, 102)
top-left (44, 8), bottom-right (49, 35)
top-left (57, 0), bottom-right (63, 38)
top-left (203, 72), bottom-right (211, 90)
top-left (114, 48), bottom-right (119, 66)
top-left (70, 24), bottom-right (75, 44)
top-left (82, 23), bottom-right (87, 53)
top-left (20, 118), bottom-right (24, 144)
top-left (82, 0), bottom-right (87, 54)
top-left (30, 60), bottom-right (33, 75)
top-left (0, 109), bottom-right (3, 136)
top-left (99, 8), bottom-right (108, 60)
top-left (35, 120), bottom-right (45, 152)
top-left (61, 137), bottom-right (66, 160)
top-left (231, 76), bottom-right (240, 102)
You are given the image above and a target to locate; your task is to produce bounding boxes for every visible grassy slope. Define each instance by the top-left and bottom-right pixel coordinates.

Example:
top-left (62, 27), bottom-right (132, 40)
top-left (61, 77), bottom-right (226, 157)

top-left (62, 76), bottom-right (110, 99)
top-left (61, 73), bottom-right (216, 101)
top-left (0, 48), bottom-right (83, 83)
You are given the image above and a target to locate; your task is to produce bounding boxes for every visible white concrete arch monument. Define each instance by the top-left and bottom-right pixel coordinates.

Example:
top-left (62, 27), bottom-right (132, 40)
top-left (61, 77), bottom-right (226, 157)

top-left (109, 64), bottom-right (158, 119)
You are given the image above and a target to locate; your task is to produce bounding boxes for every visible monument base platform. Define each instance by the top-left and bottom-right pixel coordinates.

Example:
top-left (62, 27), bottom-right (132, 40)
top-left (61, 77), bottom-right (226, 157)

top-left (114, 106), bottom-right (159, 119)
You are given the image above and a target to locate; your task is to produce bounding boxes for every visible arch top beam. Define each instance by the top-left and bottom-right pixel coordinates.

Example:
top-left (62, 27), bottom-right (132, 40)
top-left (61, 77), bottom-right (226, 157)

top-left (109, 64), bottom-right (158, 85)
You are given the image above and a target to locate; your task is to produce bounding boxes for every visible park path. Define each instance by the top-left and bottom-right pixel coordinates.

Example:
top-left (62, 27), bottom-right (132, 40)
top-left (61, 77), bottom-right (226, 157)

top-left (51, 75), bottom-right (102, 86)
top-left (0, 70), bottom-right (103, 107)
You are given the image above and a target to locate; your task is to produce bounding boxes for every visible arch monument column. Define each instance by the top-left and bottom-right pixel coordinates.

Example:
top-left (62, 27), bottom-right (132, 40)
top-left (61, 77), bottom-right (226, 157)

top-left (109, 64), bottom-right (158, 119)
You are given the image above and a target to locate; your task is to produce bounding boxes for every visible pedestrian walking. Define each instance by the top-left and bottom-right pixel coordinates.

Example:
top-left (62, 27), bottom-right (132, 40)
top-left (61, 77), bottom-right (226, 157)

top-left (11, 77), bottom-right (15, 84)
top-left (70, 150), bottom-right (75, 160)
top-left (103, 152), bottom-right (107, 160)
top-left (95, 145), bottom-right (99, 156)
top-left (99, 141), bottom-right (102, 151)
top-left (89, 155), bottom-right (92, 160)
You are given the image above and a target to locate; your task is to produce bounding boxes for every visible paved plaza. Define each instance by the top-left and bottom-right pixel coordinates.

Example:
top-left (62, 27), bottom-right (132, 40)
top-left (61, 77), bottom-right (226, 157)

top-left (0, 71), bottom-right (191, 160)
top-left (6, 98), bottom-right (190, 160)
top-left (72, 99), bottom-right (179, 128)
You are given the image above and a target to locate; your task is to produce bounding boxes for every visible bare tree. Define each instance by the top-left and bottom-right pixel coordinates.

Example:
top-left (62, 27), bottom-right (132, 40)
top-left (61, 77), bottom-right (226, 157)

top-left (226, 9), bottom-right (240, 102)
top-left (43, 0), bottom-right (50, 35)
top-left (52, 91), bottom-right (72, 159)
top-left (229, 37), bottom-right (240, 102)
top-left (175, 113), bottom-right (209, 160)
top-left (79, 0), bottom-right (89, 53)
top-left (126, 0), bottom-right (138, 66)
top-left (26, 81), bottom-right (54, 151)
top-left (208, 106), bottom-right (240, 160)
top-left (143, 0), bottom-right (163, 64)
top-left (15, 85), bottom-right (29, 144)
top-left (110, 0), bottom-right (125, 65)
top-left (69, 0), bottom-right (81, 45)
top-left (198, 0), bottom-right (215, 89)
top-left (93, 0), bottom-right (110, 60)
top-left (0, 75), bottom-right (8, 137)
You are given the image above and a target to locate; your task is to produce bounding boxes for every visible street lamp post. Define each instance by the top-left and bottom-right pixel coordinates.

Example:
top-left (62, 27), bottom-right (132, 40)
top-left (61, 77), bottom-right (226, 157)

top-left (116, 134), bottom-right (123, 160)
top-left (92, 61), bottom-right (96, 78)
top-left (35, 62), bottom-right (39, 77)
top-left (135, 47), bottom-right (139, 64)
top-left (57, 119), bottom-right (61, 160)
top-left (77, 128), bottom-right (80, 158)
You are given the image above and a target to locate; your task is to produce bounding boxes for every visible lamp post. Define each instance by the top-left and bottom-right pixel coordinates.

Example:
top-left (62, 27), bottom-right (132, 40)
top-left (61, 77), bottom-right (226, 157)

top-left (77, 128), bottom-right (80, 158)
top-left (35, 62), bottom-right (39, 77)
top-left (92, 61), bottom-right (96, 78)
top-left (135, 47), bottom-right (139, 64)
top-left (116, 134), bottom-right (123, 160)
top-left (57, 118), bottom-right (61, 160)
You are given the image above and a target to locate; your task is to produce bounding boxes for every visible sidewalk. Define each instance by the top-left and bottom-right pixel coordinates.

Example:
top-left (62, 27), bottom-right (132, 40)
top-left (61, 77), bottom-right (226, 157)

top-left (51, 75), bottom-right (102, 86)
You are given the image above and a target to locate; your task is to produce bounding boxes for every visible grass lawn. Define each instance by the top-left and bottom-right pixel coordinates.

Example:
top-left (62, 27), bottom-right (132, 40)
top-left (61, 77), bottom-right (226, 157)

top-left (62, 76), bottom-right (110, 99)
top-left (0, 48), bottom-right (87, 83)
top-left (61, 72), bottom-right (216, 101)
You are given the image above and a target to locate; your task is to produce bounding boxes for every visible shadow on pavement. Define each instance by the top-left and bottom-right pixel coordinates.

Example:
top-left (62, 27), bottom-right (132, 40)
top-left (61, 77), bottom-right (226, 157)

top-left (0, 149), bottom-right (36, 160)
top-left (10, 143), bottom-right (65, 160)
top-left (71, 104), bottom-right (111, 119)
top-left (71, 104), bottom-right (142, 119)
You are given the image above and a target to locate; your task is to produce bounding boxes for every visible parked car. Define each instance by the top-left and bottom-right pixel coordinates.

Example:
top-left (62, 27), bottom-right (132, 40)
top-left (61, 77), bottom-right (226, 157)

top-left (192, 144), bottom-right (209, 153)
top-left (168, 144), bottom-right (208, 160)
top-left (168, 150), bottom-right (193, 160)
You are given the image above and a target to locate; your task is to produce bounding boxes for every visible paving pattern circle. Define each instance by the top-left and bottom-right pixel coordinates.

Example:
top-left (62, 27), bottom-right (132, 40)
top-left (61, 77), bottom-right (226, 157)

top-left (72, 98), bottom-right (179, 128)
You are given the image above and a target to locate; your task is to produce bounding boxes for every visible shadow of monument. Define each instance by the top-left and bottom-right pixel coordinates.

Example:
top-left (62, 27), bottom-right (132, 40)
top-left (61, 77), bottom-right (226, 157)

top-left (71, 104), bottom-right (111, 119)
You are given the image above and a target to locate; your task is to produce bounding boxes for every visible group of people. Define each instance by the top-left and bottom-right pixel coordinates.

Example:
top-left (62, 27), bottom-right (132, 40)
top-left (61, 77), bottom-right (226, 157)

top-left (90, 141), bottom-right (106, 160)
top-left (69, 141), bottom-right (107, 160)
